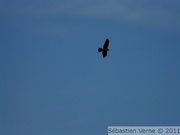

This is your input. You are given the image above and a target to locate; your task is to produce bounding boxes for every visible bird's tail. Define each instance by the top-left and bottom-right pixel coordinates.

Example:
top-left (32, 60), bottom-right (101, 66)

top-left (98, 48), bottom-right (103, 52)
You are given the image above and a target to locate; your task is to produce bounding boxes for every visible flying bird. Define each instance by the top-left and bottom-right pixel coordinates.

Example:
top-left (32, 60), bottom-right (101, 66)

top-left (98, 38), bottom-right (109, 58)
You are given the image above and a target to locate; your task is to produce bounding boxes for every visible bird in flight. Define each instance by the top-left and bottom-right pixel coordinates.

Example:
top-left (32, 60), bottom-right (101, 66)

top-left (98, 38), bottom-right (109, 58)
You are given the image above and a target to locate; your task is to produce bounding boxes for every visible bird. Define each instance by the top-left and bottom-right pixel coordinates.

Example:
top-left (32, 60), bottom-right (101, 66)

top-left (98, 38), bottom-right (109, 58)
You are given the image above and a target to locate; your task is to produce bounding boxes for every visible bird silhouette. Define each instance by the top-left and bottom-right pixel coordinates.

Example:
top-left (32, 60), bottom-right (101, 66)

top-left (98, 38), bottom-right (109, 58)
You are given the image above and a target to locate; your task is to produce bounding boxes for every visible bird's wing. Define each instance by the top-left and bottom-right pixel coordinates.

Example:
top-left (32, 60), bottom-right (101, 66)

top-left (103, 39), bottom-right (109, 49)
top-left (102, 50), bottom-right (107, 58)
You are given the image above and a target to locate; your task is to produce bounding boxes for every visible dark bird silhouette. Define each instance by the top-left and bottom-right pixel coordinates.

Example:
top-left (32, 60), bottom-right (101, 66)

top-left (98, 38), bottom-right (109, 58)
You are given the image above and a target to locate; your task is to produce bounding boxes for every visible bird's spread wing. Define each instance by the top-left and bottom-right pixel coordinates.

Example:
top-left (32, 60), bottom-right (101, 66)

top-left (102, 50), bottom-right (107, 58)
top-left (103, 39), bottom-right (109, 49)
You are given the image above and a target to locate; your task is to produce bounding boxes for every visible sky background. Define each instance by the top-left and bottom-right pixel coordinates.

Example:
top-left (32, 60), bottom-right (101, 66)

top-left (1, 0), bottom-right (180, 135)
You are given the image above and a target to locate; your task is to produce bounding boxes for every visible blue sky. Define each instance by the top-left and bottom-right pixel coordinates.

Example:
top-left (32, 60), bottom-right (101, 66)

top-left (1, 0), bottom-right (180, 135)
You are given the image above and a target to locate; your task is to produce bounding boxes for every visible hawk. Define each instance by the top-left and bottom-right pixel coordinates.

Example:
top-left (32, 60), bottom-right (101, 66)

top-left (98, 38), bottom-right (109, 58)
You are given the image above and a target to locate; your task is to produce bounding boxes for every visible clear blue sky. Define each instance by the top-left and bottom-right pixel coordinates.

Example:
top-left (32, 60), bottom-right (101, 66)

top-left (1, 0), bottom-right (180, 135)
